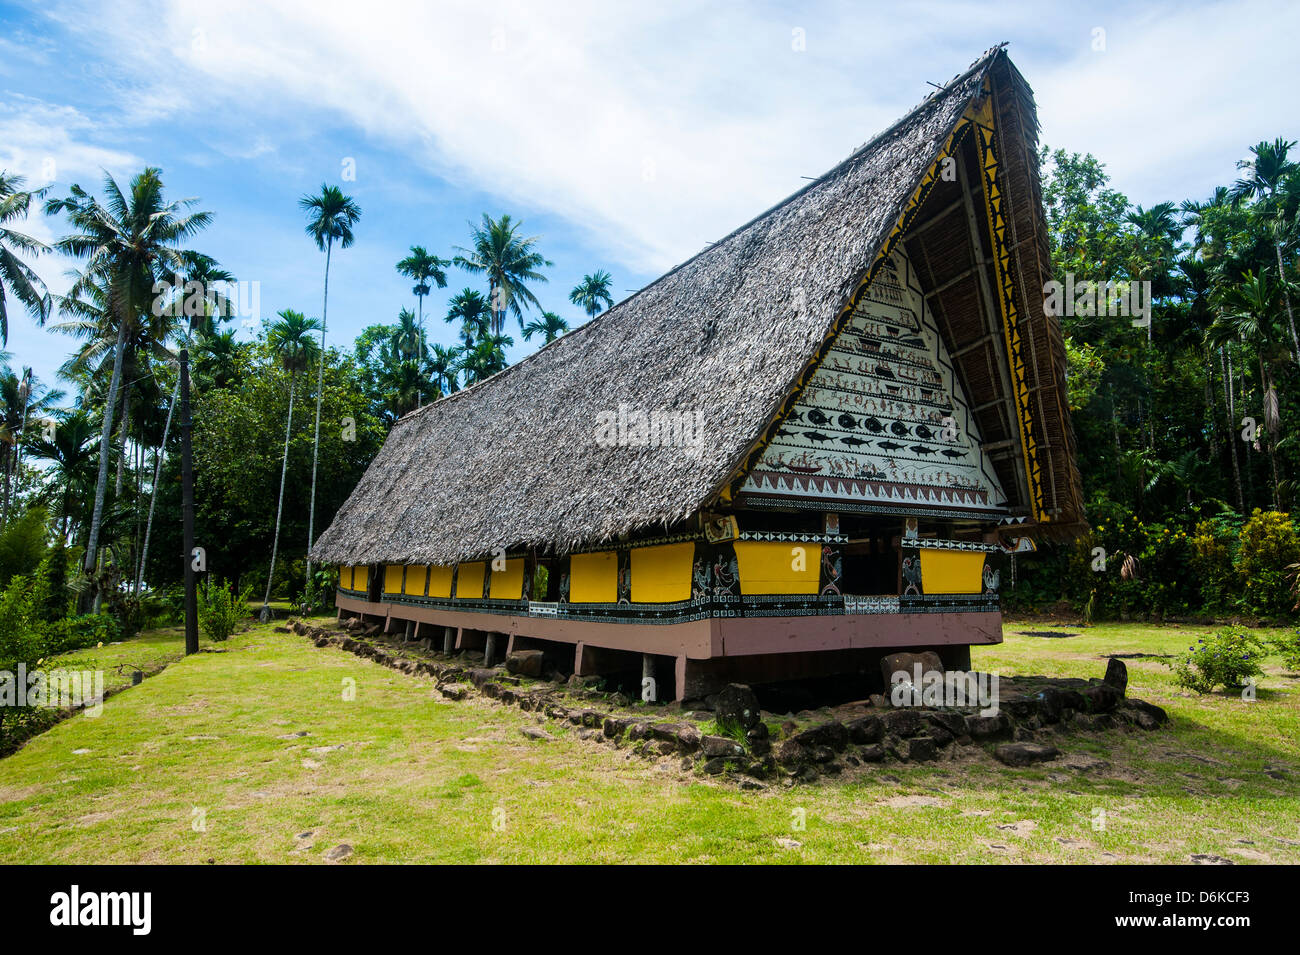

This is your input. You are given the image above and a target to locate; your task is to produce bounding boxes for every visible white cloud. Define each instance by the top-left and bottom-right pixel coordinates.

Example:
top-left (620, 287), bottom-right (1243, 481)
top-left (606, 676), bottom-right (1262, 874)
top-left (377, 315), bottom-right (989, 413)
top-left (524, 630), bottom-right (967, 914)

top-left (0, 94), bottom-right (147, 323)
top-left (26, 0), bottom-right (1300, 276)
top-left (1027, 1), bottom-right (1300, 204)
top-left (0, 95), bottom-right (142, 196)
top-left (44, 0), bottom-right (915, 272)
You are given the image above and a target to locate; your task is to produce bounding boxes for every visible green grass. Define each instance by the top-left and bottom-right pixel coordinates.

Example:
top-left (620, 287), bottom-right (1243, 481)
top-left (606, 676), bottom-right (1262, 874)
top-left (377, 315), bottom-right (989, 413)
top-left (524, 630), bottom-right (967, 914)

top-left (0, 616), bottom-right (1296, 863)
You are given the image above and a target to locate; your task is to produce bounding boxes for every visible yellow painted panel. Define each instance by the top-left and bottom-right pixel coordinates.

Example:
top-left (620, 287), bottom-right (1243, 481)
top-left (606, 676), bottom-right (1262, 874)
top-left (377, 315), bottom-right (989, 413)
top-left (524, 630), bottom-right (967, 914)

top-left (570, 551), bottom-right (617, 603)
top-left (455, 562), bottom-right (485, 600)
top-left (403, 565), bottom-right (428, 595)
top-left (734, 541), bottom-right (820, 595)
top-left (489, 558), bottom-right (525, 600)
top-left (427, 565), bottom-right (453, 599)
top-left (383, 564), bottom-right (404, 595)
top-left (919, 549), bottom-right (985, 594)
top-left (340, 566), bottom-right (352, 590)
top-left (355, 565), bottom-right (370, 591)
top-left (631, 542), bottom-right (694, 603)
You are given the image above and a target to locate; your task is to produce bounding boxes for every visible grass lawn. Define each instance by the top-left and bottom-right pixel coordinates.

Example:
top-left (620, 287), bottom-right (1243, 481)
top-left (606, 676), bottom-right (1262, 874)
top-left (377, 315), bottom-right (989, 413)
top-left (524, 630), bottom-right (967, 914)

top-left (0, 615), bottom-right (1296, 864)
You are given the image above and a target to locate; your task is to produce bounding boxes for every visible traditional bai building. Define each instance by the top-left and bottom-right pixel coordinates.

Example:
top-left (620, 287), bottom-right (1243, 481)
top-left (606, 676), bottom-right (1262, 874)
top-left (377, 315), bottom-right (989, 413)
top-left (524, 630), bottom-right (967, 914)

top-left (311, 47), bottom-right (1084, 701)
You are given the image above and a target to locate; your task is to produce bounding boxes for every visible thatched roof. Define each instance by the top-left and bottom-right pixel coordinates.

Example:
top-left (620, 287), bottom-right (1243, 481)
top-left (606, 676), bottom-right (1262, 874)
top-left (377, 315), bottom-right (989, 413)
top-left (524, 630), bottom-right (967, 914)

top-left (312, 46), bottom-right (1082, 567)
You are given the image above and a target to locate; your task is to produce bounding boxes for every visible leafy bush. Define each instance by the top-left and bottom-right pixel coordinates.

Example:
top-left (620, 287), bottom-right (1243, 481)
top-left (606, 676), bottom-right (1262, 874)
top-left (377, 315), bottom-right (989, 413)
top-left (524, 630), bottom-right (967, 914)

top-left (197, 578), bottom-right (253, 642)
top-left (1190, 516), bottom-right (1239, 612)
top-left (0, 569), bottom-right (52, 674)
top-left (1168, 625), bottom-right (1266, 694)
top-left (291, 568), bottom-right (336, 616)
top-left (0, 507), bottom-right (52, 589)
top-left (49, 613), bottom-right (121, 656)
top-left (116, 590), bottom-right (183, 636)
top-left (1006, 503), bottom-right (1300, 623)
top-left (1269, 630), bottom-right (1300, 672)
top-left (1235, 510), bottom-right (1300, 617)
top-left (0, 568), bottom-right (58, 750)
top-left (42, 540), bottom-right (72, 620)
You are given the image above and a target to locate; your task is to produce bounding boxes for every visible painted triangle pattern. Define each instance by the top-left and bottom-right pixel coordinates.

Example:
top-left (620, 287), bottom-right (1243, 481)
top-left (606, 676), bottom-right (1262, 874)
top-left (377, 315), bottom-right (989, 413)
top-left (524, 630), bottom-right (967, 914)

top-left (741, 247), bottom-right (1007, 514)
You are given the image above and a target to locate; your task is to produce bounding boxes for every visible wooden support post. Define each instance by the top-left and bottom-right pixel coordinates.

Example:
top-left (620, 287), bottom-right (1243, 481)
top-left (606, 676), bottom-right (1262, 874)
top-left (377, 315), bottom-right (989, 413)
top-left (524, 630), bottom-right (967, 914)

top-left (404, 619), bottom-right (414, 644)
top-left (443, 627), bottom-right (455, 655)
top-left (484, 632), bottom-right (498, 668)
top-left (642, 653), bottom-right (656, 702)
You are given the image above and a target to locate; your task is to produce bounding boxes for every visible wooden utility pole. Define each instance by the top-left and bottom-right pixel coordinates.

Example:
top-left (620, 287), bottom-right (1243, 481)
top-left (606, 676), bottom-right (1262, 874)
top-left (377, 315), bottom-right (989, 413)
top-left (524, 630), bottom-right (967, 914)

top-left (181, 349), bottom-right (198, 656)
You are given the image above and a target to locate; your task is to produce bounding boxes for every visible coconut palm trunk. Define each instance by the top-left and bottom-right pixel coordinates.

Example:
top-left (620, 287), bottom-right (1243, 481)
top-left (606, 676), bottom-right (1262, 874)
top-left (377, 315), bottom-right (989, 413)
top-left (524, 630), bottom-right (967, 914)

top-left (2, 373), bottom-right (32, 528)
top-left (262, 379), bottom-right (296, 621)
top-left (1, 445), bottom-right (12, 527)
top-left (1275, 241), bottom-right (1300, 364)
top-left (134, 375), bottom-right (179, 596)
top-left (305, 237), bottom-right (331, 586)
top-left (1260, 357), bottom-right (1280, 509)
top-left (114, 369), bottom-right (133, 497)
top-left (1222, 347), bottom-right (1245, 512)
top-left (83, 315), bottom-right (129, 590)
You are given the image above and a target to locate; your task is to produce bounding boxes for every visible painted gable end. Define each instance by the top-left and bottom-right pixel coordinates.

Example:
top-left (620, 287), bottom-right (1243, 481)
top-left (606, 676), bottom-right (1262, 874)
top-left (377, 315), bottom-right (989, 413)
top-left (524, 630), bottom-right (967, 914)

top-left (739, 246), bottom-right (1007, 516)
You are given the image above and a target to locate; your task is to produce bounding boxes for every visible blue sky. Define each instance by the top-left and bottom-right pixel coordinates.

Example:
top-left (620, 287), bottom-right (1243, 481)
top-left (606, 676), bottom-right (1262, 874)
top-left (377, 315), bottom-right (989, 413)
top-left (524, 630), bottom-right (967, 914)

top-left (0, 0), bottom-right (1295, 395)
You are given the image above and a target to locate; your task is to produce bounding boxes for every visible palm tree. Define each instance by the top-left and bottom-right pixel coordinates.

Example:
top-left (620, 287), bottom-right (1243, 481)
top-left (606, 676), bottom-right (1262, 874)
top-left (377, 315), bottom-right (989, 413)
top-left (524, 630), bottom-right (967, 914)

top-left (445, 288), bottom-right (492, 348)
top-left (159, 251), bottom-right (236, 337)
top-left (392, 307), bottom-right (423, 361)
top-left (0, 367), bottom-right (63, 526)
top-left (0, 172), bottom-right (51, 343)
top-left (1180, 188), bottom-right (1231, 258)
top-left (522, 310), bottom-right (569, 344)
top-left (50, 268), bottom-right (172, 596)
top-left (1230, 138), bottom-right (1299, 363)
top-left (1210, 270), bottom-right (1287, 507)
top-left (26, 407), bottom-right (98, 541)
top-left (461, 333), bottom-right (513, 385)
top-left (192, 329), bottom-right (245, 389)
top-left (395, 244), bottom-right (448, 342)
top-left (262, 308), bottom-right (322, 621)
top-left (130, 251), bottom-right (236, 597)
top-left (45, 168), bottom-right (212, 589)
top-left (375, 350), bottom-right (428, 421)
top-left (452, 214), bottom-right (551, 335)
top-left (299, 184), bottom-right (360, 586)
top-left (426, 343), bottom-right (462, 395)
top-left (1124, 202), bottom-right (1181, 346)
top-left (569, 270), bottom-right (614, 318)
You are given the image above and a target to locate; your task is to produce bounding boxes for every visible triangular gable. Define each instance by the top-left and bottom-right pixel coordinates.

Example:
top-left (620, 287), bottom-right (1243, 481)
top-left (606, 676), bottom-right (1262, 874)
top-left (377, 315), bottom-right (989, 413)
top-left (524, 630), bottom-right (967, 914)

top-left (737, 246), bottom-right (1007, 517)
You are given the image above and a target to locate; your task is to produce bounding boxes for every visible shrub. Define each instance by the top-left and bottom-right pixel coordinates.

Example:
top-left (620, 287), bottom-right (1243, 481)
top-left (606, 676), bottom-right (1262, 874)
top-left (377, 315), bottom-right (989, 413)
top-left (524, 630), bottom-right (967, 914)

top-left (0, 568), bottom-right (57, 750)
top-left (1235, 510), bottom-right (1300, 617)
top-left (1168, 625), bottom-right (1266, 694)
top-left (49, 613), bottom-right (121, 656)
top-left (197, 578), bottom-right (253, 642)
top-left (42, 540), bottom-right (72, 620)
top-left (116, 590), bottom-right (183, 636)
top-left (1269, 630), bottom-right (1300, 672)
top-left (291, 568), bottom-right (336, 616)
top-left (0, 507), bottom-right (51, 588)
top-left (0, 570), bottom-right (53, 673)
top-left (1190, 516), bottom-right (1239, 611)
